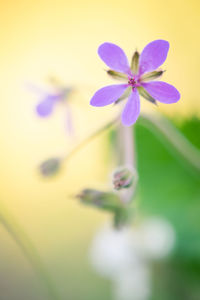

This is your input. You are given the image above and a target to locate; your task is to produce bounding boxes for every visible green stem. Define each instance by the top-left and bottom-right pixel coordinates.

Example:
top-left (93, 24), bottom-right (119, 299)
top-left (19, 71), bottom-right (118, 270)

top-left (62, 116), bottom-right (120, 162)
top-left (0, 202), bottom-right (60, 300)
top-left (117, 124), bottom-right (138, 204)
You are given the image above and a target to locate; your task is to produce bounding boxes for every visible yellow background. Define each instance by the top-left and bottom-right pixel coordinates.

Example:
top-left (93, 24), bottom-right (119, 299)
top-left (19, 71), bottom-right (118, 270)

top-left (0, 0), bottom-right (199, 298)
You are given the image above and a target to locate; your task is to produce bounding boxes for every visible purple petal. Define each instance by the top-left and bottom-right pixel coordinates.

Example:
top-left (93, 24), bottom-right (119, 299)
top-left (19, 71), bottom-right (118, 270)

top-left (90, 84), bottom-right (128, 107)
top-left (142, 81), bottom-right (180, 103)
top-left (121, 89), bottom-right (140, 126)
top-left (139, 40), bottom-right (169, 74)
top-left (98, 42), bottom-right (131, 75)
top-left (36, 96), bottom-right (56, 117)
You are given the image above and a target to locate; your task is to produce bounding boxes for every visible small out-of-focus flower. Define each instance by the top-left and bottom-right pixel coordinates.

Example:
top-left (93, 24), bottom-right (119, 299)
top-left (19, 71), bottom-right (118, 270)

top-left (113, 167), bottom-right (135, 190)
top-left (36, 87), bottom-right (72, 117)
top-left (28, 80), bottom-right (74, 135)
top-left (37, 86), bottom-right (74, 135)
top-left (90, 224), bottom-right (151, 300)
top-left (90, 218), bottom-right (175, 300)
top-left (90, 224), bottom-right (134, 277)
top-left (39, 157), bottom-right (61, 177)
top-left (90, 40), bottom-right (180, 126)
top-left (140, 218), bottom-right (176, 259)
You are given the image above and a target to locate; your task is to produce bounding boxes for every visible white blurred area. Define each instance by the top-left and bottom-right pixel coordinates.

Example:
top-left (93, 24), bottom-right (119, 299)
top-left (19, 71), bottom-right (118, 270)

top-left (90, 217), bottom-right (176, 300)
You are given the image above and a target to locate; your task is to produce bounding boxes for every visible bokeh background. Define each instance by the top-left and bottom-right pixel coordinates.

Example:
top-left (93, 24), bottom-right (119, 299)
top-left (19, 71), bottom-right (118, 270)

top-left (0, 0), bottom-right (200, 299)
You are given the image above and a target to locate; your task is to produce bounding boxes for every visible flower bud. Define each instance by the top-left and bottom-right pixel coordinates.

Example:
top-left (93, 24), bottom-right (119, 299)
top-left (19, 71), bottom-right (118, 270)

top-left (113, 167), bottom-right (135, 190)
top-left (76, 189), bottom-right (121, 212)
top-left (39, 157), bottom-right (61, 177)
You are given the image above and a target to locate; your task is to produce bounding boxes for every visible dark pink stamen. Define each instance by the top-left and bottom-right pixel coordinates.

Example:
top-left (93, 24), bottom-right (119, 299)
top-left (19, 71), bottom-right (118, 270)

top-left (128, 77), bottom-right (136, 88)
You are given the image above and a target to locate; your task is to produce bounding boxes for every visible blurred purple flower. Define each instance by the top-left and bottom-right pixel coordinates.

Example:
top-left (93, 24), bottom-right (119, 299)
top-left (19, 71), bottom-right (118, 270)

top-left (28, 82), bottom-right (74, 135)
top-left (90, 40), bottom-right (180, 126)
top-left (36, 87), bottom-right (71, 117)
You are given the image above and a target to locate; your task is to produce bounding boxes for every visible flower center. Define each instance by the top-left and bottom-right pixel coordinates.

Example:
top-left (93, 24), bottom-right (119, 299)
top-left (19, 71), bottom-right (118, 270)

top-left (128, 77), bottom-right (136, 88)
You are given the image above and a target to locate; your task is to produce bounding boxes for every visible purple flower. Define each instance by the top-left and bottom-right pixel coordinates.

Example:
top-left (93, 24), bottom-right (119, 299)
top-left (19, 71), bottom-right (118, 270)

top-left (29, 83), bottom-right (74, 135)
top-left (36, 88), bottom-right (71, 117)
top-left (90, 40), bottom-right (180, 126)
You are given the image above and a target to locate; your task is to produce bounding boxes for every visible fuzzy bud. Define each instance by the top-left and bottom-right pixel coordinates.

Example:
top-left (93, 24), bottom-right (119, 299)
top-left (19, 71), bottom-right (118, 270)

top-left (113, 167), bottom-right (134, 190)
top-left (76, 189), bottom-right (121, 212)
top-left (39, 157), bottom-right (61, 177)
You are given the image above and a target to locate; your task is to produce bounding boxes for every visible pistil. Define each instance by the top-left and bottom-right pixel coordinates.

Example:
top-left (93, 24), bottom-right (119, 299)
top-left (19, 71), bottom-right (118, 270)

top-left (128, 77), bottom-right (136, 88)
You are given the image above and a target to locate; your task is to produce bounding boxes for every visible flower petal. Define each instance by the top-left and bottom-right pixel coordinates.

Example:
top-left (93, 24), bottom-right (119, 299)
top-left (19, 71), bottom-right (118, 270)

top-left (142, 81), bottom-right (180, 103)
top-left (139, 40), bottom-right (169, 74)
top-left (98, 42), bottom-right (131, 75)
top-left (121, 89), bottom-right (140, 126)
top-left (90, 84), bottom-right (128, 107)
top-left (36, 96), bottom-right (56, 117)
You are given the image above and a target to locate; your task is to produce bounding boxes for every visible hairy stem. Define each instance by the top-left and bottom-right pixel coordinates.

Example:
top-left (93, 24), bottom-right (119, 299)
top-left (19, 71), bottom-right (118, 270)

top-left (118, 124), bottom-right (138, 203)
top-left (63, 116), bottom-right (120, 162)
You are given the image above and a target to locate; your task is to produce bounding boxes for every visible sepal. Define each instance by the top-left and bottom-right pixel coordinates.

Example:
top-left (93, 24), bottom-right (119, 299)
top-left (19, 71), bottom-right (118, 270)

top-left (137, 86), bottom-right (157, 105)
top-left (107, 70), bottom-right (127, 81)
top-left (140, 70), bottom-right (164, 82)
top-left (114, 87), bottom-right (131, 104)
top-left (131, 51), bottom-right (140, 74)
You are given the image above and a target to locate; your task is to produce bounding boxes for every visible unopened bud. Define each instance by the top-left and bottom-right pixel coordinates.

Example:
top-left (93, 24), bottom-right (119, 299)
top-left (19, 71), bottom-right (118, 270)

top-left (76, 189), bottom-right (121, 212)
top-left (113, 167), bottom-right (134, 190)
top-left (39, 157), bottom-right (61, 177)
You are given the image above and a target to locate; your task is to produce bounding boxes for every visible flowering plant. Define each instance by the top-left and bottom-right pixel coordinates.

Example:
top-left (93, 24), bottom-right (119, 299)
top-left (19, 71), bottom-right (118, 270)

top-left (8, 38), bottom-right (200, 300)
top-left (90, 40), bottom-right (180, 126)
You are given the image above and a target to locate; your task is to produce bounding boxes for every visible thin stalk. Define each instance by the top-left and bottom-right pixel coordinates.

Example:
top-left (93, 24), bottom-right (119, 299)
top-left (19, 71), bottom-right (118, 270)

top-left (0, 202), bottom-right (60, 300)
top-left (62, 116), bottom-right (120, 162)
top-left (117, 124), bottom-right (138, 204)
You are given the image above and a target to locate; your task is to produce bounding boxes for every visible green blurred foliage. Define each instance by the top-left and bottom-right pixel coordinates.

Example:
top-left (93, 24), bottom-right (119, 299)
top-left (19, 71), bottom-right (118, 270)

top-left (108, 116), bottom-right (200, 300)
top-left (134, 116), bottom-right (200, 299)
top-left (135, 117), bottom-right (200, 259)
